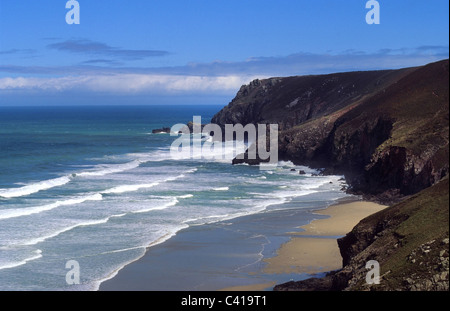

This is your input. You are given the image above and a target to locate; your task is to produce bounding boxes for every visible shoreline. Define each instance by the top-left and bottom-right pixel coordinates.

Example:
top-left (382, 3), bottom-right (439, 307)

top-left (220, 200), bottom-right (387, 291)
top-left (98, 198), bottom-right (336, 291)
top-left (261, 200), bottom-right (388, 278)
top-left (92, 230), bottom-right (183, 291)
top-left (99, 196), bottom-right (387, 291)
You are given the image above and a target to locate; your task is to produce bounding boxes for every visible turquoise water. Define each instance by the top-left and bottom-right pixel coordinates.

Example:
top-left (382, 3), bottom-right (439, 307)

top-left (0, 105), bottom-right (349, 290)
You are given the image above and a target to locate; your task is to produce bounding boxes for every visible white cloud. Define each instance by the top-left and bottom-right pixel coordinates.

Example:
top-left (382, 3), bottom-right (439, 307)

top-left (1, 46), bottom-right (447, 98)
top-left (0, 74), bottom-right (262, 94)
top-left (0, 76), bottom-right (89, 91)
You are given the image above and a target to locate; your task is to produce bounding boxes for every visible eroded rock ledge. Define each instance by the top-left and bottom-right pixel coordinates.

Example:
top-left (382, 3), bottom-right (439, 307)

top-left (274, 177), bottom-right (449, 291)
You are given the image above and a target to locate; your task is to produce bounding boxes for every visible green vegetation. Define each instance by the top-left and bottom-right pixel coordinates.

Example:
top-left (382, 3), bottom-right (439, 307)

top-left (263, 60), bottom-right (449, 291)
top-left (382, 176), bottom-right (449, 289)
top-left (348, 176), bottom-right (449, 290)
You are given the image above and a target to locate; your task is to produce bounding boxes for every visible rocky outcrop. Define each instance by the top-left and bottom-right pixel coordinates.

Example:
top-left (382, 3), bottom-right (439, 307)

top-left (403, 239), bottom-right (449, 291)
top-left (151, 127), bottom-right (171, 134)
top-left (213, 59), bottom-right (449, 203)
top-left (212, 59), bottom-right (449, 291)
top-left (274, 176), bottom-right (449, 291)
top-left (212, 70), bottom-right (411, 131)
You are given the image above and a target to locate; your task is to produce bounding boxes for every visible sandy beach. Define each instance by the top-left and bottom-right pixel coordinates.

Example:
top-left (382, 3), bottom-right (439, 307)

top-left (262, 201), bottom-right (387, 276)
top-left (99, 199), bottom-right (387, 291)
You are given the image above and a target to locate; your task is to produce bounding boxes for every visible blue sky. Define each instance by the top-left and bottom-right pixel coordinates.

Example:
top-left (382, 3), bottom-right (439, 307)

top-left (0, 0), bottom-right (448, 105)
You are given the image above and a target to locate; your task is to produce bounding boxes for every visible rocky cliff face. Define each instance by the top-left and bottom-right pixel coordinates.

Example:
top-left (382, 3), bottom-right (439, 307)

top-left (212, 59), bottom-right (449, 291)
top-left (274, 176), bottom-right (449, 291)
top-left (212, 59), bottom-right (449, 203)
top-left (212, 69), bottom-right (409, 133)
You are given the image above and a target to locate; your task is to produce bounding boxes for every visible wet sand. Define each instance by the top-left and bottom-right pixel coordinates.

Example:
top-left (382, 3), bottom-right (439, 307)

top-left (99, 200), bottom-right (387, 291)
top-left (262, 201), bottom-right (387, 275)
top-left (99, 206), bottom-right (319, 291)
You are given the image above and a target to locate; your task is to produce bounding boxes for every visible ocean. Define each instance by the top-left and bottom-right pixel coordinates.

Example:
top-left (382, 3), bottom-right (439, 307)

top-left (0, 105), bottom-right (350, 291)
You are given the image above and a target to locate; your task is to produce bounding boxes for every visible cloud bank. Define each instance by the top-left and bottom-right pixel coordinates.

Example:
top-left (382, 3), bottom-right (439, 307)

top-left (0, 45), bottom-right (448, 97)
top-left (0, 74), bottom-right (258, 94)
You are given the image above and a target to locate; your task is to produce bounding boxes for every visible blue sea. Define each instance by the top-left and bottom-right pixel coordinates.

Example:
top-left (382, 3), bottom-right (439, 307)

top-left (0, 105), bottom-right (350, 291)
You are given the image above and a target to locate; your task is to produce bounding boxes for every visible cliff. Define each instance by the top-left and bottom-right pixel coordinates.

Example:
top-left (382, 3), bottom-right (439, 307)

top-left (212, 59), bottom-right (449, 203)
top-left (211, 59), bottom-right (449, 290)
top-left (274, 176), bottom-right (449, 291)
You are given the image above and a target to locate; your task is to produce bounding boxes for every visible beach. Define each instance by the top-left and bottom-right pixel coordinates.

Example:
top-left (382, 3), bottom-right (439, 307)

top-left (262, 201), bottom-right (388, 276)
top-left (100, 199), bottom-right (387, 291)
top-left (0, 106), bottom-right (357, 291)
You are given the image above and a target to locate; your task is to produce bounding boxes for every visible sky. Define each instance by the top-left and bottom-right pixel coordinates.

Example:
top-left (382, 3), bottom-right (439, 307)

top-left (0, 0), bottom-right (448, 106)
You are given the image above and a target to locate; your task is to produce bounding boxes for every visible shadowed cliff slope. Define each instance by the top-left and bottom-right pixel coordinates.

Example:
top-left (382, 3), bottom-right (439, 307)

top-left (274, 175), bottom-right (449, 291)
top-left (212, 59), bottom-right (449, 203)
top-left (212, 59), bottom-right (449, 291)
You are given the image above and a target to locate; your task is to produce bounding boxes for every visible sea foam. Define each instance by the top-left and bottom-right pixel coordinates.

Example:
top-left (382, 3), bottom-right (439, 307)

top-left (18, 212), bottom-right (125, 246)
top-left (0, 193), bottom-right (103, 220)
top-left (0, 249), bottom-right (42, 271)
top-left (0, 176), bottom-right (71, 199)
top-left (76, 160), bottom-right (142, 177)
top-left (212, 187), bottom-right (229, 191)
top-left (102, 183), bottom-right (160, 194)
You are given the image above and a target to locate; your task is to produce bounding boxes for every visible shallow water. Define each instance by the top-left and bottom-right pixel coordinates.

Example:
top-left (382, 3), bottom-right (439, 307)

top-left (0, 105), bottom-right (349, 290)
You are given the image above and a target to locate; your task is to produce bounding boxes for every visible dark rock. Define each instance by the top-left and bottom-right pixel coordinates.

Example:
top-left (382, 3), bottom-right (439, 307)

top-left (275, 176), bottom-right (449, 291)
top-left (290, 168), bottom-right (296, 172)
top-left (152, 127), bottom-right (171, 134)
top-left (232, 153), bottom-right (271, 166)
top-left (212, 60), bottom-right (450, 291)
top-left (213, 59), bottom-right (449, 202)
top-left (299, 170), bottom-right (306, 175)
top-left (274, 274), bottom-right (336, 291)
